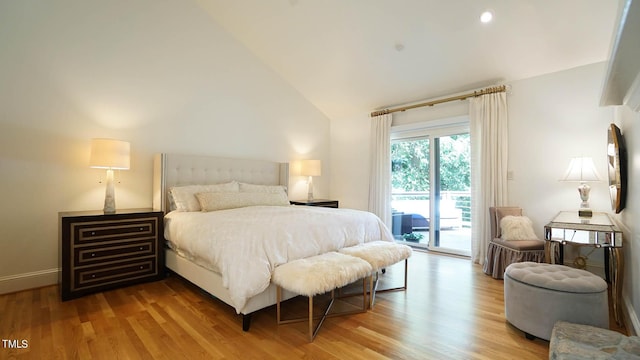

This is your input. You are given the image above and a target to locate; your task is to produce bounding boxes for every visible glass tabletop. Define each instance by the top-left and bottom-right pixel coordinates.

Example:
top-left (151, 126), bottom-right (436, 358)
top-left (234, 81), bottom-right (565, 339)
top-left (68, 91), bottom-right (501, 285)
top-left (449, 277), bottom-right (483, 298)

top-left (552, 211), bottom-right (612, 224)
top-left (545, 211), bottom-right (622, 247)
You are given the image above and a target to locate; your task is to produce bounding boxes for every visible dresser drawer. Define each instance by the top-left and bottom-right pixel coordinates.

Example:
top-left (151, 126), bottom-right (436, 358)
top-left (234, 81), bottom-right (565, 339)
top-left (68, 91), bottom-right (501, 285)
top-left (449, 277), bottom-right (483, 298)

top-left (75, 240), bottom-right (156, 266)
top-left (73, 257), bottom-right (158, 292)
top-left (73, 218), bottom-right (157, 245)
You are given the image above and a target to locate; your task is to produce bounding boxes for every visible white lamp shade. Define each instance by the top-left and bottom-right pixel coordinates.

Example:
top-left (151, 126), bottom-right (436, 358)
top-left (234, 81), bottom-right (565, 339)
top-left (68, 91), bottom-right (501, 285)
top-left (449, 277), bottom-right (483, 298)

top-left (561, 157), bottom-right (600, 182)
top-left (300, 159), bottom-right (321, 177)
top-left (90, 138), bottom-right (130, 170)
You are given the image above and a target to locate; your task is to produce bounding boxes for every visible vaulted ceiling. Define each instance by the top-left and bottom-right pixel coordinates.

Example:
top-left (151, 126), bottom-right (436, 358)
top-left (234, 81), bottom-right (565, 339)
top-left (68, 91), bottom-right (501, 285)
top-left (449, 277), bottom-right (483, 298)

top-left (197, 0), bottom-right (621, 119)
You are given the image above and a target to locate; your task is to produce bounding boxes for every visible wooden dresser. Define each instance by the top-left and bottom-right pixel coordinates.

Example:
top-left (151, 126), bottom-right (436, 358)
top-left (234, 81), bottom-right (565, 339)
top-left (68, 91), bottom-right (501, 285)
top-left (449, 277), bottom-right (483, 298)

top-left (59, 209), bottom-right (165, 301)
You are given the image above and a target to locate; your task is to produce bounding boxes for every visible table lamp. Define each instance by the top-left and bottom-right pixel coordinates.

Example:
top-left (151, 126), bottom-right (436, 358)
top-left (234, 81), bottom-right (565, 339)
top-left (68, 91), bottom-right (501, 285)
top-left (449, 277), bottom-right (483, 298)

top-left (560, 157), bottom-right (600, 217)
top-left (90, 138), bottom-right (130, 214)
top-left (300, 159), bottom-right (321, 201)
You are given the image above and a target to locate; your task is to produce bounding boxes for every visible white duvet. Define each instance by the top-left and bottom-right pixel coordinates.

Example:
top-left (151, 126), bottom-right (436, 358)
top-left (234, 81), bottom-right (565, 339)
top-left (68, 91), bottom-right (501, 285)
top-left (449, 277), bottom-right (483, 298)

top-left (164, 205), bottom-right (393, 313)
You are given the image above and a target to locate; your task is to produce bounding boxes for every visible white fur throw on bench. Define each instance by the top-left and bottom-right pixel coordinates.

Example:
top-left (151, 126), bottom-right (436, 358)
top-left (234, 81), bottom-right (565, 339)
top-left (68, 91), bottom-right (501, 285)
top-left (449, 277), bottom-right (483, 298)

top-left (272, 252), bottom-right (372, 296)
top-left (339, 240), bottom-right (412, 270)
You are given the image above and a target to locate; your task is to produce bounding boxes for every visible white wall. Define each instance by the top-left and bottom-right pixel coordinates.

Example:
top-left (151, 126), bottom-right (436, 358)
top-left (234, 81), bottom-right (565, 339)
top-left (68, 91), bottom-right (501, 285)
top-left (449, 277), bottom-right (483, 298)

top-left (0, 0), bottom-right (330, 293)
top-left (617, 105), bottom-right (640, 333)
top-left (506, 63), bottom-right (614, 280)
top-left (507, 63), bottom-right (613, 236)
top-left (329, 113), bottom-right (371, 210)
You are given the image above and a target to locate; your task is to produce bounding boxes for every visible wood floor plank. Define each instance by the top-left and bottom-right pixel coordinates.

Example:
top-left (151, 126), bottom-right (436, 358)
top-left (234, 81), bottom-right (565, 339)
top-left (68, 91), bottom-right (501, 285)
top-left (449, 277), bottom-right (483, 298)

top-left (0, 250), bottom-right (625, 359)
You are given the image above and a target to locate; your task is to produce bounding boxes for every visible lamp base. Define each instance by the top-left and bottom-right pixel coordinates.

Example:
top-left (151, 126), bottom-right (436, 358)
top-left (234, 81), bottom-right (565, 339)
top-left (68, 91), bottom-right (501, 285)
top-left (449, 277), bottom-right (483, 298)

top-left (577, 183), bottom-right (592, 218)
top-left (307, 175), bottom-right (314, 201)
top-left (578, 209), bottom-right (593, 217)
top-left (103, 169), bottom-right (116, 214)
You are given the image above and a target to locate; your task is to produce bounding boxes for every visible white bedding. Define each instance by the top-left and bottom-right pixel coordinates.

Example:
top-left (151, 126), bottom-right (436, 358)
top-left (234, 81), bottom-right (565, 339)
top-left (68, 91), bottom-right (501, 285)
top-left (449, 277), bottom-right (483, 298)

top-left (164, 205), bottom-right (393, 313)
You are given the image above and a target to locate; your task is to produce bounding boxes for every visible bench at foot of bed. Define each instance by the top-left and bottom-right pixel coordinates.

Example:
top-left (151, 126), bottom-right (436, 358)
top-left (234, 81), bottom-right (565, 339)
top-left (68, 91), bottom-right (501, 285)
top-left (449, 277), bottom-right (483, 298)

top-left (272, 252), bottom-right (372, 341)
top-left (339, 241), bottom-right (412, 309)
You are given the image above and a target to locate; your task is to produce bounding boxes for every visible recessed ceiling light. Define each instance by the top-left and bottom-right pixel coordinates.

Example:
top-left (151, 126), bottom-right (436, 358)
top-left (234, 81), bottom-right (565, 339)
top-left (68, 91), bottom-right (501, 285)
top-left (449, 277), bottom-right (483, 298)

top-left (480, 10), bottom-right (494, 23)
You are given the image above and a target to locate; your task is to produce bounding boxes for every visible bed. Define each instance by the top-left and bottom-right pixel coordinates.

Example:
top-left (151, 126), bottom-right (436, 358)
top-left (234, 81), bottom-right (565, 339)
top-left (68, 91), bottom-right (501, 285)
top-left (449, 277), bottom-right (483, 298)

top-left (152, 153), bottom-right (393, 330)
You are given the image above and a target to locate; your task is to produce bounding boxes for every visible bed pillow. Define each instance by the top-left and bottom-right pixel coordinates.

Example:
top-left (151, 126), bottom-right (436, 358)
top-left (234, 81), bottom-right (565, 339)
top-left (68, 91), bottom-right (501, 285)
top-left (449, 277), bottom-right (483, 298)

top-left (170, 182), bottom-right (239, 212)
top-left (239, 182), bottom-right (288, 194)
top-left (196, 191), bottom-right (290, 212)
top-left (500, 215), bottom-right (538, 241)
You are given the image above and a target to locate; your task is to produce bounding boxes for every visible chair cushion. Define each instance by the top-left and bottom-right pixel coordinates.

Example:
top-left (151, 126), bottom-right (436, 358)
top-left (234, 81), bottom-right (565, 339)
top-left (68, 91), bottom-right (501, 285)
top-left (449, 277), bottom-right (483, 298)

top-left (492, 237), bottom-right (545, 251)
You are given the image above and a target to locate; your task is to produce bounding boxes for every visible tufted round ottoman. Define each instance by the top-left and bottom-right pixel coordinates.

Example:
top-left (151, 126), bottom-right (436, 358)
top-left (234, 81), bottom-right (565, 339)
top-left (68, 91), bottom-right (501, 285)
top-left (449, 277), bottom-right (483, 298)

top-left (504, 262), bottom-right (609, 341)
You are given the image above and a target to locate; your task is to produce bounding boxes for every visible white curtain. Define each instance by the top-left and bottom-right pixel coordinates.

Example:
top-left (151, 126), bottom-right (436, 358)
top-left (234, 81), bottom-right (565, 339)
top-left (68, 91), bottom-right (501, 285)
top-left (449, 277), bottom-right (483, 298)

top-left (470, 92), bottom-right (509, 264)
top-left (368, 114), bottom-right (393, 228)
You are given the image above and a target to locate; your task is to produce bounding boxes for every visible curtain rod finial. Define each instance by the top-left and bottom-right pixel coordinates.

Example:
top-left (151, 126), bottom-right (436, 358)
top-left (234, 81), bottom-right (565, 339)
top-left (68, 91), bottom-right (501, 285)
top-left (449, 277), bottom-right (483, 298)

top-left (370, 109), bottom-right (390, 117)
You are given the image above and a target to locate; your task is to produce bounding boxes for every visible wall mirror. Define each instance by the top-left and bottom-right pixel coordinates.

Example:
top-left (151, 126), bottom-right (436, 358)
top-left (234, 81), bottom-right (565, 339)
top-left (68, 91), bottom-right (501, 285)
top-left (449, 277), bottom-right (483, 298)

top-left (607, 123), bottom-right (628, 213)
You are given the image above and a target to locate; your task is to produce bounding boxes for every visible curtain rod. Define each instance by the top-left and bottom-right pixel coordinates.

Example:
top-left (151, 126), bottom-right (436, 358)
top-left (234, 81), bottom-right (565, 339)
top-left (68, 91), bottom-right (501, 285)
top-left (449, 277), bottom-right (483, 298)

top-left (370, 85), bottom-right (507, 117)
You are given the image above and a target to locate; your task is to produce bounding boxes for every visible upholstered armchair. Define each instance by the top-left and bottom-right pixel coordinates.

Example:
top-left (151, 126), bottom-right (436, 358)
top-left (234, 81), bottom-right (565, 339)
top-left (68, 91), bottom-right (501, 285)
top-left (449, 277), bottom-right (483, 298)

top-left (483, 207), bottom-right (545, 279)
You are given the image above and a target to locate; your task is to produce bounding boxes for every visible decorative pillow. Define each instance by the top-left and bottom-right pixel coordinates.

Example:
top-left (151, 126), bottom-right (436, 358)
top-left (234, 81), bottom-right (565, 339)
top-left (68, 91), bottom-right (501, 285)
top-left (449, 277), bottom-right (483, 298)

top-left (495, 207), bottom-right (522, 237)
top-left (239, 182), bottom-right (288, 194)
top-left (500, 215), bottom-right (538, 241)
top-left (196, 191), bottom-right (290, 212)
top-left (169, 182), bottom-right (239, 212)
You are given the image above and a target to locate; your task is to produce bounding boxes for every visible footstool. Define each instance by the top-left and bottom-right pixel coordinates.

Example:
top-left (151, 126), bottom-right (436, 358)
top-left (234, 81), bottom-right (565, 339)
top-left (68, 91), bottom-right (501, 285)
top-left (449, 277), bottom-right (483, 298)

top-left (504, 262), bottom-right (609, 341)
top-left (550, 321), bottom-right (640, 359)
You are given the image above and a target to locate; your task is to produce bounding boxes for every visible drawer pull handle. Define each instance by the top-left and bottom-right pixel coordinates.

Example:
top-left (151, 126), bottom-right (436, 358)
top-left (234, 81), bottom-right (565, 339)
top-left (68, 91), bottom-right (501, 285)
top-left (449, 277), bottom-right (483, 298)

top-left (139, 227), bottom-right (144, 231)
top-left (91, 253), bottom-right (95, 257)
top-left (91, 274), bottom-right (96, 278)
top-left (139, 247), bottom-right (144, 250)
top-left (91, 232), bottom-right (96, 236)
top-left (140, 266), bottom-right (144, 269)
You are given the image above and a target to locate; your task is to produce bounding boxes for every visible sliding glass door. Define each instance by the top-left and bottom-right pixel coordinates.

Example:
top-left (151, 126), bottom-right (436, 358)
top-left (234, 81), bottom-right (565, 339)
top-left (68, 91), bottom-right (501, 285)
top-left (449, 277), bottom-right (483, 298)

top-left (391, 123), bottom-right (471, 256)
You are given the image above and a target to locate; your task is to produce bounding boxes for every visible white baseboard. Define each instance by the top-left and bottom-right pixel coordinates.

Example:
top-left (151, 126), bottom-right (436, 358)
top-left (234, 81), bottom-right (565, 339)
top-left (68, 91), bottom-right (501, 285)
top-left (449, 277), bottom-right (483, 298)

top-left (0, 268), bottom-right (60, 295)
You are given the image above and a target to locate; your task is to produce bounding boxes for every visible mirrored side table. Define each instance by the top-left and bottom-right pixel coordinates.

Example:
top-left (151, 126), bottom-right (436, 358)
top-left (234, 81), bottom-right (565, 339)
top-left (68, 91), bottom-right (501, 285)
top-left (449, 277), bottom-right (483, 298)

top-left (544, 211), bottom-right (623, 324)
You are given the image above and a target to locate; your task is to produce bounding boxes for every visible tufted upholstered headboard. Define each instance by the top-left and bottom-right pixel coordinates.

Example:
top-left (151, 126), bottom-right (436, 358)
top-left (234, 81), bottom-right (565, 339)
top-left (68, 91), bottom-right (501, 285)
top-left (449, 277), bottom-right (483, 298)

top-left (152, 153), bottom-right (289, 213)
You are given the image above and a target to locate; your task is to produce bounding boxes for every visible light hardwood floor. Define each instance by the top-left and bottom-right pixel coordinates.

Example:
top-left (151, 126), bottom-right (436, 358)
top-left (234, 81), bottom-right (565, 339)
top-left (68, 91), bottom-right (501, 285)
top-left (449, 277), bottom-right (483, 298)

top-left (0, 251), bottom-right (624, 359)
